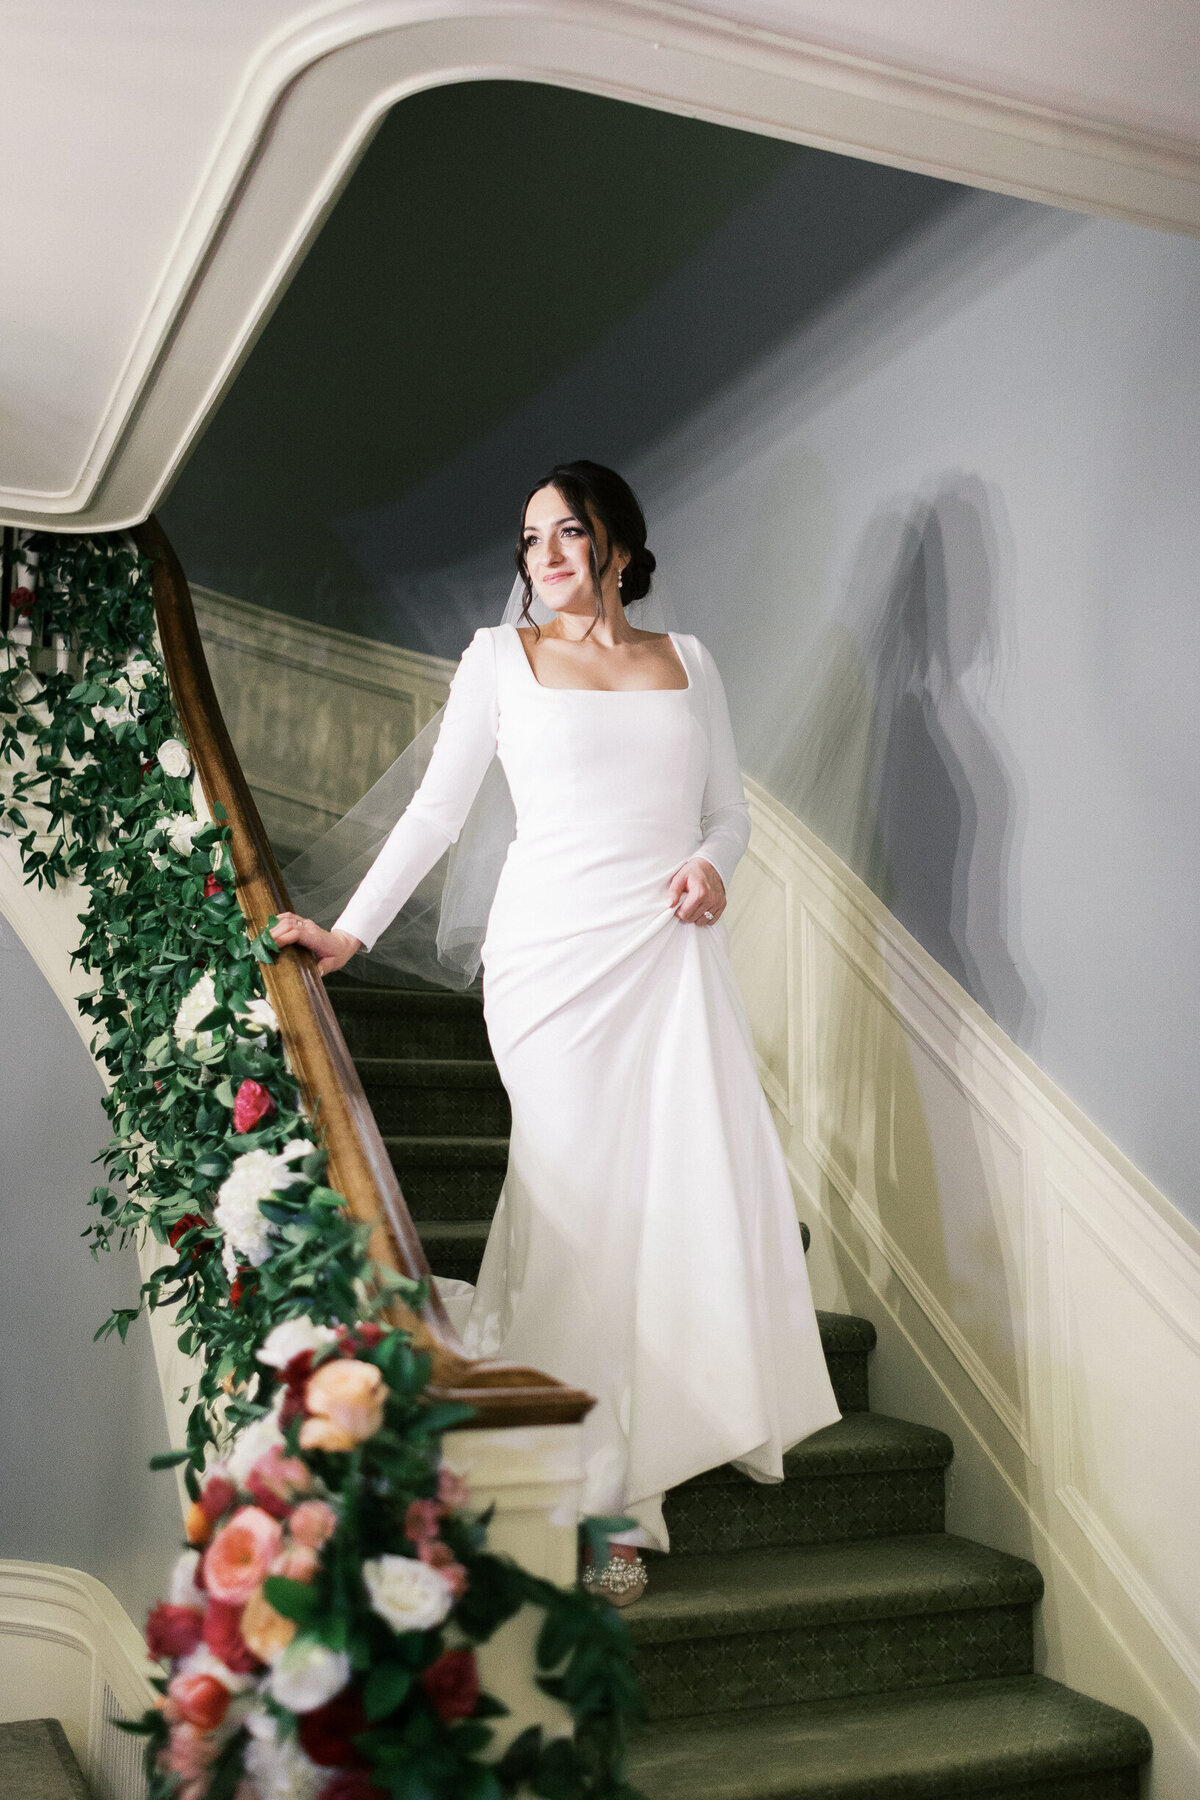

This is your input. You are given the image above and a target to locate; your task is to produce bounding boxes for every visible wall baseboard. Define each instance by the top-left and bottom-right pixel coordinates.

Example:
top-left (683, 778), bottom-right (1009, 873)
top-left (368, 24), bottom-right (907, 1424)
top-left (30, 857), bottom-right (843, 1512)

top-left (0, 1562), bottom-right (154, 1800)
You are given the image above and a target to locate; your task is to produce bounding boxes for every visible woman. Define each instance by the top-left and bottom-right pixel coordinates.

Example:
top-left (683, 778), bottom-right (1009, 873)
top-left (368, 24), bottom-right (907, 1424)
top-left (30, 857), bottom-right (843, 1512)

top-left (273, 462), bottom-right (840, 1603)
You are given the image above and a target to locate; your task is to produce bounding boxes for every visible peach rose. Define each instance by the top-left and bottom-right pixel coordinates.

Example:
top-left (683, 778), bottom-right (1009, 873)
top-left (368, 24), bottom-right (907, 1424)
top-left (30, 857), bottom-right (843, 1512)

top-left (240, 1586), bottom-right (296, 1663)
top-left (289, 1499), bottom-right (337, 1549)
top-left (299, 1359), bottom-right (385, 1452)
top-left (184, 1501), bottom-right (212, 1547)
top-left (203, 1506), bottom-right (282, 1605)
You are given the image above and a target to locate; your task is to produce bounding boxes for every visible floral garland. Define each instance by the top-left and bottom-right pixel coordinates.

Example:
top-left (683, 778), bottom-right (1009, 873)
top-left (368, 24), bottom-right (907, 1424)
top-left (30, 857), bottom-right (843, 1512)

top-left (0, 533), bottom-right (645, 1800)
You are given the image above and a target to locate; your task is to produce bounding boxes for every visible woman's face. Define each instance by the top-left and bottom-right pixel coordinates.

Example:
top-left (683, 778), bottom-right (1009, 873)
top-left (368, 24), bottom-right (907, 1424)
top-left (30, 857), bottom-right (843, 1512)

top-left (522, 486), bottom-right (626, 614)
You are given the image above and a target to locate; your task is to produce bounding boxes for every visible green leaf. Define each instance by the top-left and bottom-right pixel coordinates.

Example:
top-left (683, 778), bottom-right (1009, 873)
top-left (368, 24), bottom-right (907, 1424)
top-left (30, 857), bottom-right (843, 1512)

top-left (262, 1576), bottom-right (321, 1626)
top-left (363, 1661), bottom-right (412, 1721)
top-left (148, 1448), bottom-right (193, 1470)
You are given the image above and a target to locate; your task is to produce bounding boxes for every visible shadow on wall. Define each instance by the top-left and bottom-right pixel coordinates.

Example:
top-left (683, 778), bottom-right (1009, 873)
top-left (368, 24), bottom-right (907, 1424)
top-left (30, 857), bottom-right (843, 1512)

top-left (768, 476), bottom-right (1044, 1048)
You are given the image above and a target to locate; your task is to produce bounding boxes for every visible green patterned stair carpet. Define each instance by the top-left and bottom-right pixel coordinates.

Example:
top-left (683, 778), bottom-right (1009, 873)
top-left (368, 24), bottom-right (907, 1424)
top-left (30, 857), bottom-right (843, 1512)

top-left (327, 977), bottom-right (1152, 1799)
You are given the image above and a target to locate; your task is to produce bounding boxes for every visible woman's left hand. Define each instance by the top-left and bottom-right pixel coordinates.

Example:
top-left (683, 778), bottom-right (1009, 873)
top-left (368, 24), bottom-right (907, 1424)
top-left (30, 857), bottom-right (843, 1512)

top-left (668, 858), bottom-right (726, 926)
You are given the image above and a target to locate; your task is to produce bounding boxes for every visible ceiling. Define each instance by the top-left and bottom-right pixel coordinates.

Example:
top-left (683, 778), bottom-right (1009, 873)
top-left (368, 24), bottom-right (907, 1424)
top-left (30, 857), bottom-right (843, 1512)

top-left (4, 0), bottom-right (1198, 531)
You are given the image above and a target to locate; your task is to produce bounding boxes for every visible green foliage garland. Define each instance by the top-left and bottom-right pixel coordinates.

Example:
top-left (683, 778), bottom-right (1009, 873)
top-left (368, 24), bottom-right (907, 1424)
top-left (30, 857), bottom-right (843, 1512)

top-left (0, 532), bottom-right (645, 1800)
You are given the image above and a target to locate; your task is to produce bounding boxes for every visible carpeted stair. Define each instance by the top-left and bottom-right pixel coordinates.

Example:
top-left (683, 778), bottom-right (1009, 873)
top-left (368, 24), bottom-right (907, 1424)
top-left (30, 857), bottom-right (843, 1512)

top-left (327, 977), bottom-right (1152, 1799)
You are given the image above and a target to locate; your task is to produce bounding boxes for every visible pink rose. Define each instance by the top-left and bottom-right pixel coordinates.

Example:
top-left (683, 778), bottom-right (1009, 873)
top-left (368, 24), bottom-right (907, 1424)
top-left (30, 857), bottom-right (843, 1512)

top-left (271, 1543), bottom-right (320, 1584)
top-left (404, 1498), bottom-right (442, 1545)
top-left (436, 1467), bottom-right (469, 1511)
top-left (233, 1078), bottom-right (276, 1133)
top-left (289, 1499), bottom-right (337, 1549)
top-left (245, 1445), bottom-right (312, 1520)
top-left (160, 1722), bottom-right (219, 1780)
top-left (299, 1360), bottom-right (385, 1453)
top-left (418, 1539), bottom-right (467, 1600)
top-left (203, 1507), bottom-right (282, 1604)
top-left (199, 1473), bottom-right (238, 1524)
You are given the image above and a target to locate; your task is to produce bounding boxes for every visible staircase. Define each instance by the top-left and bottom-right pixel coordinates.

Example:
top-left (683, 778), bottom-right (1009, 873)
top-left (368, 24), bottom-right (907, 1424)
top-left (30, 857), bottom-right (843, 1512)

top-left (327, 976), bottom-right (1152, 1800)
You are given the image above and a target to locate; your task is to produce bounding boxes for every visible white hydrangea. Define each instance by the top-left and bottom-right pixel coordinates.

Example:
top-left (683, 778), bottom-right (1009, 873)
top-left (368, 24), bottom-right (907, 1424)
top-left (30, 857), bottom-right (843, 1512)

top-left (156, 737), bottom-right (191, 778)
top-left (168, 1549), bottom-right (205, 1609)
top-left (239, 995), bottom-right (279, 1037)
top-left (362, 1553), bottom-right (455, 1634)
top-left (267, 1639), bottom-right (352, 1714)
top-left (156, 812), bottom-right (206, 858)
top-left (258, 1316), bottom-right (338, 1371)
top-left (214, 1141), bottom-right (311, 1280)
top-left (242, 1708), bottom-right (326, 1800)
top-left (174, 972), bottom-right (218, 1049)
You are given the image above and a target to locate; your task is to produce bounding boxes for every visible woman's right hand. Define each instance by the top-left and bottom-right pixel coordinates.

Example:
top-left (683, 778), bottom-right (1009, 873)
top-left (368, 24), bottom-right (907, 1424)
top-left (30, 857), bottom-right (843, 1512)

top-left (271, 913), bottom-right (362, 978)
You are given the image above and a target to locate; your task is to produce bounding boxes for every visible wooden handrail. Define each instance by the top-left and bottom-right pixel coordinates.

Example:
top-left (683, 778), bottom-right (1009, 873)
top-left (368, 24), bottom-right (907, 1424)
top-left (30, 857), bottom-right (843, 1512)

top-left (135, 518), bottom-right (592, 1429)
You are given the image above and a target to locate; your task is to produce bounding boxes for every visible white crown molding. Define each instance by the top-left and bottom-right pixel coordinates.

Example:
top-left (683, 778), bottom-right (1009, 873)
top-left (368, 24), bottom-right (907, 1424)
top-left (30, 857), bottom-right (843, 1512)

top-left (5, 0), bottom-right (1200, 528)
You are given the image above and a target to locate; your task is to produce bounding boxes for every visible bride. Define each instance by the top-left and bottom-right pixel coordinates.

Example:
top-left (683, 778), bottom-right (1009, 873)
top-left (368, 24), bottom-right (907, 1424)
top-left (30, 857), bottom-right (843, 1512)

top-left (273, 461), bottom-right (840, 1604)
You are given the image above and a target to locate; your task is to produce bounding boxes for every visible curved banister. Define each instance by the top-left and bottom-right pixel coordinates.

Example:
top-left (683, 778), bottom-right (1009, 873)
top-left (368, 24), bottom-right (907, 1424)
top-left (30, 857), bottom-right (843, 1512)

top-left (134, 517), bottom-right (592, 1429)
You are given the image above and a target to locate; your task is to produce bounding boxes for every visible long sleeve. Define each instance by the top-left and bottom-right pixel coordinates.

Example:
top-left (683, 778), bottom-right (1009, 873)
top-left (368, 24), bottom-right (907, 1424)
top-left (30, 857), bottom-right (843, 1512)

top-left (334, 628), bottom-right (500, 951)
top-left (694, 640), bottom-right (751, 889)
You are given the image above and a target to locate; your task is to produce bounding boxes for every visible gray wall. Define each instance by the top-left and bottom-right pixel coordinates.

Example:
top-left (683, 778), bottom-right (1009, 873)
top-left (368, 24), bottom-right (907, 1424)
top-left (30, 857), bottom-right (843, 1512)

top-left (0, 924), bottom-right (182, 1624)
top-left (634, 194), bottom-right (1200, 1227)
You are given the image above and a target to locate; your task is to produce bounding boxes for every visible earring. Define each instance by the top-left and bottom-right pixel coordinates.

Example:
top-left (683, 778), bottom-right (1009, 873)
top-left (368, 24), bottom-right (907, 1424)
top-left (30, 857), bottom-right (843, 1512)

top-left (618, 570), bottom-right (624, 591)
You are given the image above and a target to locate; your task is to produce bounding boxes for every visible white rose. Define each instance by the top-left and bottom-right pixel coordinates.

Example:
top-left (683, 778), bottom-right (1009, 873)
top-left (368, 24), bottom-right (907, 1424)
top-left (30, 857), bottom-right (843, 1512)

top-left (93, 700), bottom-right (138, 728)
top-left (156, 737), bottom-right (191, 778)
top-left (258, 1316), bottom-right (338, 1371)
top-left (174, 972), bottom-right (218, 1049)
top-left (168, 1550), bottom-right (205, 1608)
top-left (120, 655), bottom-right (157, 693)
top-left (225, 1407), bottom-right (285, 1486)
top-left (362, 1554), bottom-right (454, 1634)
top-left (156, 812), bottom-right (206, 859)
top-left (243, 1709), bottom-right (326, 1800)
top-left (267, 1639), bottom-right (352, 1714)
top-left (214, 1141), bottom-right (311, 1272)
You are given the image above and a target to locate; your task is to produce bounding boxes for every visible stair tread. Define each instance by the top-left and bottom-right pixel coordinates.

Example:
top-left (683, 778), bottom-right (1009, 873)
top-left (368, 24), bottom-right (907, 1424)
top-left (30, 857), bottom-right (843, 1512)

top-left (328, 985), bottom-right (484, 1012)
top-left (630, 1535), bottom-right (1041, 1643)
top-left (814, 1311), bottom-right (876, 1354)
top-left (385, 1136), bottom-right (510, 1163)
top-left (628, 1675), bottom-right (1151, 1799)
top-left (677, 1412), bottom-right (953, 1487)
top-left (356, 1056), bottom-right (502, 1088)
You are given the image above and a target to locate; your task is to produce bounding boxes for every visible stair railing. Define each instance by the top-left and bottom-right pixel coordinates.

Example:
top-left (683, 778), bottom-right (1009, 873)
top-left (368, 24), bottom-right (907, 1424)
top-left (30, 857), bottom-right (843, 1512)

top-left (135, 518), bottom-right (591, 1430)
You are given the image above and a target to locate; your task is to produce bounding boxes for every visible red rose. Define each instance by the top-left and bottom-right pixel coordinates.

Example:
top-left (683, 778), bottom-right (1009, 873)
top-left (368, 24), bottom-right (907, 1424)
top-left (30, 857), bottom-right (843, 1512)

top-left (203, 874), bottom-right (224, 898)
top-left (199, 1472), bottom-right (237, 1524)
top-left (297, 1687), bottom-right (369, 1767)
top-left (168, 1672), bottom-right (229, 1732)
top-left (146, 1603), bottom-right (203, 1662)
top-left (229, 1269), bottom-right (257, 1308)
top-left (168, 1215), bottom-right (208, 1261)
top-left (420, 1649), bottom-right (479, 1721)
top-left (317, 1776), bottom-right (389, 1800)
top-left (9, 587), bottom-right (35, 617)
top-left (200, 1599), bottom-right (262, 1675)
top-left (233, 1078), bottom-right (276, 1134)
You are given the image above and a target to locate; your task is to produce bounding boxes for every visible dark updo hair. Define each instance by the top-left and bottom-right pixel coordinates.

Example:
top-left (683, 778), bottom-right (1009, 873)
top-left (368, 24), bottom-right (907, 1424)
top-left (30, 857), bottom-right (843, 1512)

top-left (515, 460), bottom-right (657, 638)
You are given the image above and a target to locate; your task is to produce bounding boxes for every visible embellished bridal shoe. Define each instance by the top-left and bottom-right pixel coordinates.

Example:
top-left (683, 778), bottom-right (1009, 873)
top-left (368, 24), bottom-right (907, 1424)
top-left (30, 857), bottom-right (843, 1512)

top-left (581, 1550), bottom-right (648, 1608)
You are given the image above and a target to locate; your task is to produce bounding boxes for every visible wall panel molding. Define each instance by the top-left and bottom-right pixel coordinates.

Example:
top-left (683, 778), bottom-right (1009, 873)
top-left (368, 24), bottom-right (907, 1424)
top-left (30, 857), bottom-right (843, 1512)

top-left (728, 774), bottom-right (1200, 1797)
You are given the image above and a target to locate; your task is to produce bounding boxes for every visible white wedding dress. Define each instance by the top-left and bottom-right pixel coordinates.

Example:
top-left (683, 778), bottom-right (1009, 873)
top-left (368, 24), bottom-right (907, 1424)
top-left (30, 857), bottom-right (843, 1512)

top-left (336, 622), bottom-right (840, 1549)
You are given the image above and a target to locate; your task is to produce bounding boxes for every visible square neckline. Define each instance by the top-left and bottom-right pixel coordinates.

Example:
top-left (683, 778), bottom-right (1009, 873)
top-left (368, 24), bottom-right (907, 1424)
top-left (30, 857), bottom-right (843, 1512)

top-left (510, 622), bottom-right (692, 693)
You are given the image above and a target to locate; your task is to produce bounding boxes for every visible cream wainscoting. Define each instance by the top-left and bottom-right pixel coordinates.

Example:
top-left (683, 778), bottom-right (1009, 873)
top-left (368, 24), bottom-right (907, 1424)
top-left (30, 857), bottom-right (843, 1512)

top-left (193, 594), bottom-right (1200, 1789)
top-left (0, 1561), bottom-right (155, 1800)
top-left (193, 587), bottom-right (455, 856)
top-left (727, 776), bottom-right (1200, 1800)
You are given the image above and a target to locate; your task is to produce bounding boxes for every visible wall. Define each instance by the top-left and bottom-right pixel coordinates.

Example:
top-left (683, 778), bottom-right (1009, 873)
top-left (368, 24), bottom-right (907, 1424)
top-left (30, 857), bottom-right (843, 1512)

top-left (0, 917), bottom-right (182, 1626)
top-left (630, 192), bottom-right (1200, 1230)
